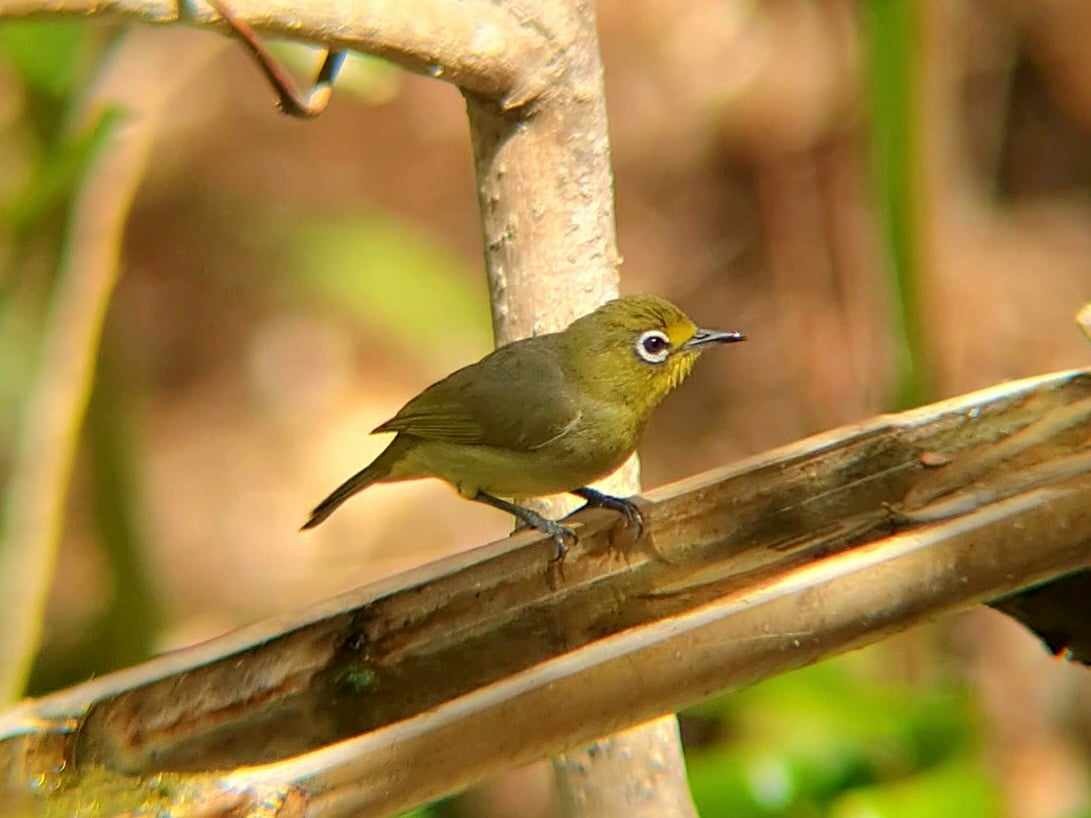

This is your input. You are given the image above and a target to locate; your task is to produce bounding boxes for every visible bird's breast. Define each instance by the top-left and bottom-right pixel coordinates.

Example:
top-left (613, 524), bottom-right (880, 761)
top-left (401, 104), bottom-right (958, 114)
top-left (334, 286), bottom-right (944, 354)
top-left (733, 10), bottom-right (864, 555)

top-left (394, 415), bottom-right (640, 499)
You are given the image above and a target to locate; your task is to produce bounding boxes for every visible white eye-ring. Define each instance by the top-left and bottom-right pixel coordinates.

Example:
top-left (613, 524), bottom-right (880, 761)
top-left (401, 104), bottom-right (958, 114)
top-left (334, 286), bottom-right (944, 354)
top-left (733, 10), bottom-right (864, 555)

top-left (635, 329), bottom-right (671, 364)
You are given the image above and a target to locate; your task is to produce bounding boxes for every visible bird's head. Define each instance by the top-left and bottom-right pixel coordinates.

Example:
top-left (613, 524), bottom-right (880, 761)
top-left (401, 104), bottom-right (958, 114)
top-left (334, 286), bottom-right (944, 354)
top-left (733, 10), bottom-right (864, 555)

top-left (561, 295), bottom-right (745, 415)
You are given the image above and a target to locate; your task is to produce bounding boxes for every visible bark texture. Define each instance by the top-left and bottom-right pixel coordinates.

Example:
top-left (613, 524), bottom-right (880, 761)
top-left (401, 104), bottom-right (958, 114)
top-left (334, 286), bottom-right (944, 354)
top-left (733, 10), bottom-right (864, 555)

top-left (466, 2), bottom-right (695, 814)
top-left (1, 369), bottom-right (1089, 817)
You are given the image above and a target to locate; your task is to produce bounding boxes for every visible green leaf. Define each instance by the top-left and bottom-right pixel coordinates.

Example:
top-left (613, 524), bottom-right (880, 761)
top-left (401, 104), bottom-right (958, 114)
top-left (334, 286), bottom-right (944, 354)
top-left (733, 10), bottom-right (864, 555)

top-left (688, 741), bottom-right (871, 818)
top-left (289, 212), bottom-right (492, 362)
top-left (829, 756), bottom-right (1001, 818)
top-left (862, 0), bottom-right (930, 408)
top-left (684, 658), bottom-right (976, 817)
top-left (0, 21), bottom-right (86, 98)
top-left (2, 106), bottom-right (123, 236)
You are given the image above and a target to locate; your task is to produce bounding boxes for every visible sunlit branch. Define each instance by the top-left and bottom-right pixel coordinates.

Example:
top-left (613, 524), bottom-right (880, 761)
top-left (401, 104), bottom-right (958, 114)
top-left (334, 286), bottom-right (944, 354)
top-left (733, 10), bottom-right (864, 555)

top-left (1, 368), bottom-right (1088, 816)
top-left (0, 0), bottom-right (555, 107)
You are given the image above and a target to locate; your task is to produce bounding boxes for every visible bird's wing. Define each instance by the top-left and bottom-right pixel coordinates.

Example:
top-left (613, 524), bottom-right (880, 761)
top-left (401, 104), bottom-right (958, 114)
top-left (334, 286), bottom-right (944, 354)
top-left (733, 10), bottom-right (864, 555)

top-left (372, 338), bottom-right (582, 451)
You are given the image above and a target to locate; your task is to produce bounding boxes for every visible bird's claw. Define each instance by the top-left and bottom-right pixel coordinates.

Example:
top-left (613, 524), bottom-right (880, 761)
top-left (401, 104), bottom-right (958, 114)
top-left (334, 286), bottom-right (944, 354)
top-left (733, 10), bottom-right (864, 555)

top-left (614, 499), bottom-right (645, 539)
top-left (542, 520), bottom-right (578, 563)
top-left (571, 490), bottom-right (646, 541)
top-left (513, 514), bottom-right (577, 562)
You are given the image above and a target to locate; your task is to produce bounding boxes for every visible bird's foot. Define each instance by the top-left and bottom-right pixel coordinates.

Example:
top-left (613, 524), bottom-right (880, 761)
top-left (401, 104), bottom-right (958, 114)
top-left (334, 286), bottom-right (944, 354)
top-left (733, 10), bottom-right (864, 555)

top-left (506, 503), bottom-right (577, 561)
top-left (474, 491), bottom-right (578, 565)
top-left (571, 487), bottom-right (645, 541)
top-left (525, 514), bottom-right (578, 562)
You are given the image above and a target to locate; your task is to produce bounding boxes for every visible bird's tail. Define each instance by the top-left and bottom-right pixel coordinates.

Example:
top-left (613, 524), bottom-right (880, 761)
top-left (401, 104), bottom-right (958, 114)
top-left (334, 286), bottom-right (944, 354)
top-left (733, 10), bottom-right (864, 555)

top-left (301, 439), bottom-right (405, 530)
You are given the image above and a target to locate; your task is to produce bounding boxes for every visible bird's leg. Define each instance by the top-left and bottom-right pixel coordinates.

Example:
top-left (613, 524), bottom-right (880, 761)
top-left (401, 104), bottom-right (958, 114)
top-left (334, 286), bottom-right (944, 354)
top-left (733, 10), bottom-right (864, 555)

top-left (473, 492), bottom-right (576, 562)
top-left (569, 487), bottom-right (645, 540)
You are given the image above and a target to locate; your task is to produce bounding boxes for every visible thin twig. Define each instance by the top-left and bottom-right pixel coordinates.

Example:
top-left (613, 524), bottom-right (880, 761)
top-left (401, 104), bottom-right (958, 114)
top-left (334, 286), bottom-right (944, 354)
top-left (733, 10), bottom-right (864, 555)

top-left (205, 0), bottom-right (345, 118)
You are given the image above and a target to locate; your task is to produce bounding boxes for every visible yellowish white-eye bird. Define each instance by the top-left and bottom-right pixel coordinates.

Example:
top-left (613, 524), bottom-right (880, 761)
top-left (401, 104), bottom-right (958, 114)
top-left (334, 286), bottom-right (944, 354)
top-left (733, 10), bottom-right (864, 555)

top-left (303, 295), bottom-right (745, 558)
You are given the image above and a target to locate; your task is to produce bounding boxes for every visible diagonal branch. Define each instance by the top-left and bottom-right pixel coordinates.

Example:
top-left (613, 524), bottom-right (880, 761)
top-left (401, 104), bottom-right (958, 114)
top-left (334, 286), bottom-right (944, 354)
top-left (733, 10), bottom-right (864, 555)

top-left (1, 367), bottom-right (1088, 817)
top-left (0, 0), bottom-right (557, 107)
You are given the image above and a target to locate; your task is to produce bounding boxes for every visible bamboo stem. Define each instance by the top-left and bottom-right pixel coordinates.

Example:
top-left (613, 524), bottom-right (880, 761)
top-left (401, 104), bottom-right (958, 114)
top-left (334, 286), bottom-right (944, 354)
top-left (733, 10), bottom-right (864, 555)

top-left (1, 368), bottom-right (1088, 816)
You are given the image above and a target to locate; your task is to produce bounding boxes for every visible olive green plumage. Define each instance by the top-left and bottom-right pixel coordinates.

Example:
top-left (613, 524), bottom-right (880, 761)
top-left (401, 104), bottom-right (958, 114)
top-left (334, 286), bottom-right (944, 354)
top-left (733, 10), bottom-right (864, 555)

top-left (303, 295), bottom-right (745, 553)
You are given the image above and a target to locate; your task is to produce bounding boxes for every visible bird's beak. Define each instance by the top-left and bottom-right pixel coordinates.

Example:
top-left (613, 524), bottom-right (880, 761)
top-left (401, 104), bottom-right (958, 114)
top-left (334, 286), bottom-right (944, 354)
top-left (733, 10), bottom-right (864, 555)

top-left (684, 328), bottom-right (747, 349)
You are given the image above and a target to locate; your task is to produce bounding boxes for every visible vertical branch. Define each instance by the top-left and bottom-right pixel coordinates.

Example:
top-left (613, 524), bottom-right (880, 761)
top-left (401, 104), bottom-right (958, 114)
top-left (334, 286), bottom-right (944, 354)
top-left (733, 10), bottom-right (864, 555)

top-left (0, 29), bottom-right (226, 703)
top-left (467, 1), bottom-right (634, 512)
top-left (553, 718), bottom-right (698, 818)
top-left (466, 1), bottom-right (696, 815)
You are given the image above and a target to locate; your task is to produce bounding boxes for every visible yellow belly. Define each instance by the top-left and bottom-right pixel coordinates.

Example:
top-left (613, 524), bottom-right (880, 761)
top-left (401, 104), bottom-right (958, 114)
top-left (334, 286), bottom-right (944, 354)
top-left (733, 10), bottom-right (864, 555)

top-left (388, 436), bottom-right (633, 499)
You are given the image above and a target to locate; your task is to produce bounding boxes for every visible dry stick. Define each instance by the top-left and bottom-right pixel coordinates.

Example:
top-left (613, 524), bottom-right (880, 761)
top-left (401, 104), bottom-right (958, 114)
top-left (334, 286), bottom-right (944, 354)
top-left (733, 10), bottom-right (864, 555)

top-left (465, 0), bottom-right (699, 814)
top-left (0, 0), bottom-right (553, 109)
top-left (0, 29), bottom-right (228, 704)
top-left (3, 369), bottom-right (1091, 817)
top-left (2, 368), bottom-right (1089, 816)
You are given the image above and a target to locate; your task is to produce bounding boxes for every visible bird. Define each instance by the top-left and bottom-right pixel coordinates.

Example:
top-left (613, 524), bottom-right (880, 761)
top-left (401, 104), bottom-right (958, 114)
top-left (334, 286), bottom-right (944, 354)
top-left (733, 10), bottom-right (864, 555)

top-left (302, 294), bottom-right (745, 559)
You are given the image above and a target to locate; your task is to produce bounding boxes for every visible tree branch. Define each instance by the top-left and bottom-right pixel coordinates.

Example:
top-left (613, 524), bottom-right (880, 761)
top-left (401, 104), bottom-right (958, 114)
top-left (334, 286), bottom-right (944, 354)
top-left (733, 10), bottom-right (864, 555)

top-left (0, 0), bottom-right (556, 108)
top-left (463, 0), bottom-right (691, 812)
top-left (1, 368), bottom-right (1088, 817)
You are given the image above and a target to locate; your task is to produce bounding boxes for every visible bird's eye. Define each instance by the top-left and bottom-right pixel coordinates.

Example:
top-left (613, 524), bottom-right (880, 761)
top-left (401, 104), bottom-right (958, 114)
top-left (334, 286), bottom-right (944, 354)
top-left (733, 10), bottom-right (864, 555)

top-left (635, 330), bottom-right (671, 364)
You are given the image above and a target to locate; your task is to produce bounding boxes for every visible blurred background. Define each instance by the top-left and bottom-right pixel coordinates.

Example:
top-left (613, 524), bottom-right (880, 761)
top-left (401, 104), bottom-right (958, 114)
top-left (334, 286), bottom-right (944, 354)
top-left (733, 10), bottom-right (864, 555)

top-left (1, 0), bottom-right (1090, 816)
